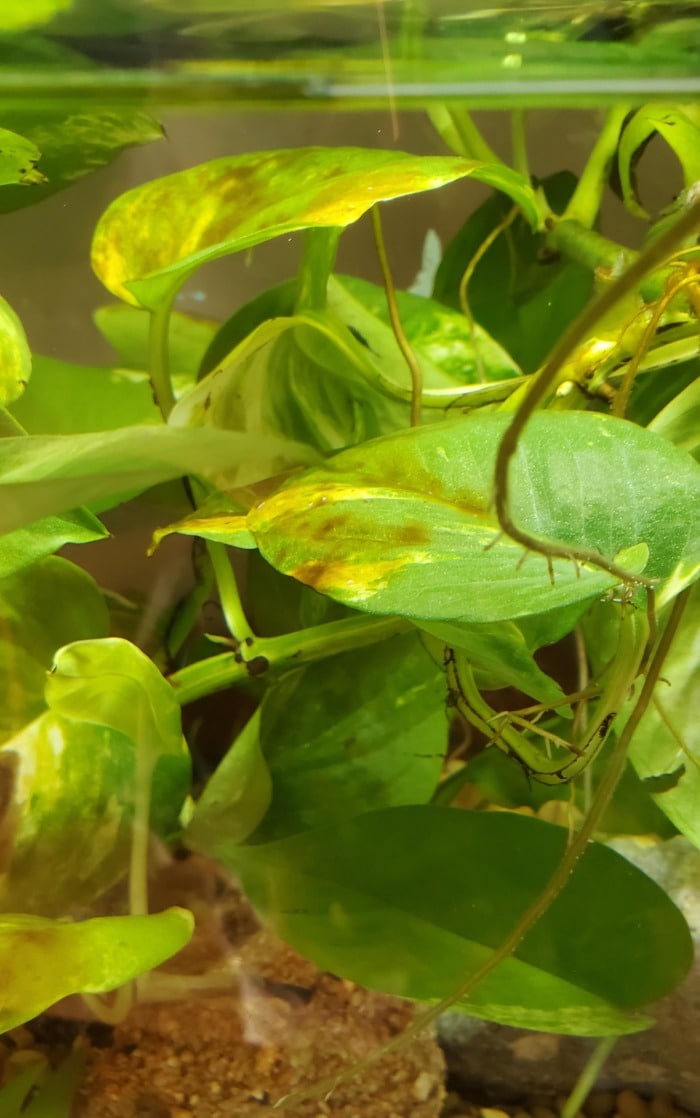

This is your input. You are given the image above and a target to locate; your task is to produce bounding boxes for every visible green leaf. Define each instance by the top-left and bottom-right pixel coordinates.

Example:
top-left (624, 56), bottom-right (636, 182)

top-left (231, 411), bottom-right (700, 623)
top-left (0, 111), bottom-right (163, 215)
top-left (186, 709), bottom-right (271, 851)
top-left (198, 279), bottom-right (297, 377)
top-left (91, 147), bottom-right (538, 309)
top-left (326, 274), bottom-right (522, 387)
top-left (0, 128), bottom-right (45, 188)
top-left (170, 312), bottom-right (401, 458)
top-left (648, 375), bottom-right (700, 460)
top-left (0, 0), bottom-right (72, 31)
top-left (247, 633), bottom-right (446, 844)
top-left (0, 907), bottom-right (193, 1032)
top-left (433, 173), bottom-right (594, 373)
top-left (230, 805), bottom-right (691, 1035)
top-left (94, 303), bottom-right (217, 380)
top-left (0, 295), bottom-right (31, 407)
top-left (416, 618), bottom-right (565, 703)
top-left (10, 356), bottom-right (161, 434)
top-left (0, 638), bottom-right (190, 914)
top-left (617, 104), bottom-right (700, 219)
top-left (21, 1051), bottom-right (86, 1118)
top-left (0, 509), bottom-right (107, 579)
top-left (0, 556), bottom-right (108, 744)
top-left (0, 424), bottom-right (319, 535)
top-left (0, 1059), bottom-right (47, 1116)
top-left (628, 585), bottom-right (700, 847)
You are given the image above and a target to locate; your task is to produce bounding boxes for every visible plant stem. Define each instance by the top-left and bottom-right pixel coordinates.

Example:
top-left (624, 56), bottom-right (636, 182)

top-left (206, 540), bottom-right (255, 645)
top-left (169, 614), bottom-right (412, 705)
top-left (149, 296), bottom-right (177, 419)
top-left (428, 105), bottom-right (503, 165)
top-left (561, 1036), bottom-right (618, 1118)
top-left (561, 105), bottom-right (629, 229)
top-left (511, 110), bottom-right (530, 180)
top-left (295, 227), bottom-right (341, 312)
top-left (372, 205), bottom-right (423, 426)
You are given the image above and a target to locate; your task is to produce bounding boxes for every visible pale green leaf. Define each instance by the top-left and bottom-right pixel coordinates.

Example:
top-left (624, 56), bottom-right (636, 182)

top-left (0, 557), bottom-right (108, 745)
top-left (0, 295), bottom-right (31, 407)
top-left (0, 424), bottom-right (319, 536)
top-left (94, 303), bottom-right (217, 380)
top-left (91, 147), bottom-right (538, 309)
top-left (0, 907), bottom-right (193, 1032)
top-left (0, 129), bottom-right (45, 188)
top-left (0, 510), bottom-right (107, 580)
top-left (617, 104), bottom-right (700, 219)
top-left (648, 375), bottom-right (700, 460)
top-left (0, 0), bottom-right (71, 31)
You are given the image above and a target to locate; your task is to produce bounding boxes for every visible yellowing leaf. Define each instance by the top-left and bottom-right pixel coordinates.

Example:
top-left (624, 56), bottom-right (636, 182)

top-left (91, 147), bottom-right (538, 309)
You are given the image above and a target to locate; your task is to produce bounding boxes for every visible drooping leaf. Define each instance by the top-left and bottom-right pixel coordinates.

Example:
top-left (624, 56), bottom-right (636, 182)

top-left (628, 585), bottom-right (700, 847)
top-left (186, 709), bottom-right (272, 852)
top-left (433, 172), bottom-right (594, 373)
top-left (0, 638), bottom-right (190, 914)
top-left (0, 556), bottom-right (108, 744)
top-left (10, 356), bottom-right (161, 434)
top-left (0, 111), bottom-right (163, 214)
top-left (247, 633), bottom-right (445, 844)
top-left (228, 805), bottom-right (691, 1034)
top-left (0, 295), bottom-right (31, 407)
top-left (0, 907), bottom-right (193, 1032)
top-left (94, 303), bottom-right (217, 380)
top-left (215, 411), bottom-right (700, 623)
top-left (0, 424), bottom-right (319, 536)
top-left (91, 147), bottom-right (539, 309)
top-left (617, 104), bottom-right (700, 219)
top-left (0, 509), bottom-right (107, 579)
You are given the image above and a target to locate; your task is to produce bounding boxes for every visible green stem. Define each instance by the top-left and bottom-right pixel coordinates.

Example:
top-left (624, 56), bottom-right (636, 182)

top-left (428, 105), bottom-right (503, 164)
top-left (511, 110), bottom-right (529, 180)
top-left (149, 295), bottom-right (177, 419)
top-left (169, 614), bottom-right (412, 705)
top-left (372, 205), bottom-right (423, 426)
top-left (207, 540), bottom-right (255, 645)
top-left (561, 1036), bottom-right (618, 1118)
top-left (561, 105), bottom-right (630, 229)
top-left (295, 227), bottom-right (341, 312)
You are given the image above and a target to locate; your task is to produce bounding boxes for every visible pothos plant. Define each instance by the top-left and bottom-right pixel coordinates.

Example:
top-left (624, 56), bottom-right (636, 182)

top-left (0, 101), bottom-right (699, 1109)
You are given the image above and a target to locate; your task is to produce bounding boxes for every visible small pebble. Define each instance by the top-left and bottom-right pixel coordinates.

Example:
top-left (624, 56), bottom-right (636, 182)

top-left (585, 1091), bottom-right (617, 1117)
top-left (617, 1090), bottom-right (651, 1118)
top-left (649, 1099), bottom-right (675, 1118)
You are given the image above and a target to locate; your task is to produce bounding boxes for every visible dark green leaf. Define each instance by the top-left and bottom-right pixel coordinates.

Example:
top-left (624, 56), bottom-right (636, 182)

top-left (245, 633), bottom-right (447, 844)
top-left (0, 907), bottom-right (193, 1031)
top-left (233, 411), bottom-right (699, 622)
top-left (0, 110), bottom-right (163, 214)
top-left (230, 805), bottom-right (691, 1034)
top-left (433, 173), bottom-right (594, 373)
top-left (91, 147), bottom-right (538, 309)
